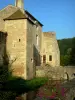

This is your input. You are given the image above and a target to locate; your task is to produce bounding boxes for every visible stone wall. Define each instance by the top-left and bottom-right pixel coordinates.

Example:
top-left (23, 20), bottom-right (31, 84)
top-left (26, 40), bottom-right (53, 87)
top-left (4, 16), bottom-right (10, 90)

top-left (0, 18), bottom-right (5, 32)
top-left (26, 20), bottom-right (42, 79)
top-left (36, 65), bottom-right (75, 80)
top-left (33, 24), bottom-right (42, 66)
top-left (65, 86), bottom-right (75, 100)
top-left (4, 19), bottom-right (27, 79)
top-left (41, 32), bottom-right (60, 67)
top-left (26, 20), bottom-right (34, 79)
top-left (65, 87), bottom-right (75, 100)
top-left (0, 31), bottom-right (7, 65)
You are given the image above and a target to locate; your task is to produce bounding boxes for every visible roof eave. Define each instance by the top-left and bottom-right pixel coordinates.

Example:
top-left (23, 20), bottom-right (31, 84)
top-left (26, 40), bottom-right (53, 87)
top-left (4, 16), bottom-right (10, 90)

top-left (25, 10), bottom-right (43, 26)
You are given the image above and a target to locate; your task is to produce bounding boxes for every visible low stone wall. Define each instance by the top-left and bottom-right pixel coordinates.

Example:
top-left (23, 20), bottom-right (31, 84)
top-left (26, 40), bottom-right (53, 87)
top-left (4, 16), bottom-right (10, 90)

top-left (36, 70), bottom-right (45, 77)
top-left (36, 66), bottom-right (75, 80)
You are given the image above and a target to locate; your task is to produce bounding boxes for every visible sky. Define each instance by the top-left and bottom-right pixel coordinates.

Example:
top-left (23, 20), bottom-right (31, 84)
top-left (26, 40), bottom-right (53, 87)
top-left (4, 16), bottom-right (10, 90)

top-left (0, 0), bottom-right (75, 39)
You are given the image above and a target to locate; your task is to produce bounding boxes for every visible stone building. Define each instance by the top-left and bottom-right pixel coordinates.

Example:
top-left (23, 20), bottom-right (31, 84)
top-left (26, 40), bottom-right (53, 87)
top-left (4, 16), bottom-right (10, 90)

top-left (41, 32), bottom-right (60, 67)
top-left (0, 0), bottom-right (60, 79)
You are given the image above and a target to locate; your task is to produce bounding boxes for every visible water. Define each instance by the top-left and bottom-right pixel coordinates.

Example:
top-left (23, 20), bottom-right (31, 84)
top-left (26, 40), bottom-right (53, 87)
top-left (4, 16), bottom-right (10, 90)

top-left (16, 80), bottom-right (66, 100)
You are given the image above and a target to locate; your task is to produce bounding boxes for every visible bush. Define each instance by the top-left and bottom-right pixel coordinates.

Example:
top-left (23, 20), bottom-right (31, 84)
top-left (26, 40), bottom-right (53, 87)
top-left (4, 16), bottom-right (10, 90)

top-left (2, 77), bottom-right (48, 94)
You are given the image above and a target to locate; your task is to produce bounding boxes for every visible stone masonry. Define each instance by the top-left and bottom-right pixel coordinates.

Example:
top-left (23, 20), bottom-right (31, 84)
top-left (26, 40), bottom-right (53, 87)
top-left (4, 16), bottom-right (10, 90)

top-left (0, 0), bottom-right (60, 79)
top-left (41, 32), bottom-right (60, 67)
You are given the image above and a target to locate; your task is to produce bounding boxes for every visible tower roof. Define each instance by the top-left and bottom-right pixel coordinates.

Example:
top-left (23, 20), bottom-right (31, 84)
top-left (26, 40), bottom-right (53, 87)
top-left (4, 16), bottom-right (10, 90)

top-left (0, 5), bottom-right (43, 26)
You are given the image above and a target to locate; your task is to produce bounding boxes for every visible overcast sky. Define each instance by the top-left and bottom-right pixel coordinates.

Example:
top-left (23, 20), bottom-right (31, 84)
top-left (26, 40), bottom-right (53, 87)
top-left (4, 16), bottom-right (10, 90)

top-left (0, 0), bottom-right (75, 39)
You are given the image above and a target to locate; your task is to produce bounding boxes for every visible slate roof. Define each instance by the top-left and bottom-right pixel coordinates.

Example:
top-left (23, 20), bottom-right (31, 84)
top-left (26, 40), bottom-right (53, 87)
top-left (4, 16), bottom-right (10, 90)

top-left (0, 5), bottom-right (19, 19)
top-left (0, 5), bottom-right (43, 26)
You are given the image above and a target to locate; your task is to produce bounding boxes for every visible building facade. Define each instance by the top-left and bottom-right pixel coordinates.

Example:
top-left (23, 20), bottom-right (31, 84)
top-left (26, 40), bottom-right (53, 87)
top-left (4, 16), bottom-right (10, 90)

top-left (0, 0), bottom-right (60, 79)
top-left (41, 32), bottom-right (60, 67)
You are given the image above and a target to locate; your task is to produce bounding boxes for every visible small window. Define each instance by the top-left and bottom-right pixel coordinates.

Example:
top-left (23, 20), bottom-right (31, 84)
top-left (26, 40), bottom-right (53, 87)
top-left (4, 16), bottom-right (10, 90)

top-left (19, 39), bottom-right (21, 42)
top-left (43, 55), bottom-right (46, 63)
top-left (31, 58), bottom-right (33, 63)
top-left (49, 55), bottom-right (52, 61)
top-left (36, 35), bottom-right (39, 46)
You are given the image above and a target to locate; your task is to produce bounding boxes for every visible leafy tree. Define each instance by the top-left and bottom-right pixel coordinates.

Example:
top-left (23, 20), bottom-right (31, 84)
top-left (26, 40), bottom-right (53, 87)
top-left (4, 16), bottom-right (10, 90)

top-left (58, 37), bottom-right (75, 66)
top-left (69, 37), bottom-right (75, 65)
top-left (60, 55), bottom-right (70, 66)
top-left (58, 38), bottom-right (72, 55)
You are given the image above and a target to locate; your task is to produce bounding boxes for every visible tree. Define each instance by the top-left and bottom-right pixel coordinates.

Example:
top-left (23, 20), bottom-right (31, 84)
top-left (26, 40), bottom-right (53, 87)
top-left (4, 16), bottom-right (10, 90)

top-left (60, 55), bottom-right (70, 66)
top-left (69, 37), bottom-right (75, 65)
top-left (58, 37), bottom-right (75, 66)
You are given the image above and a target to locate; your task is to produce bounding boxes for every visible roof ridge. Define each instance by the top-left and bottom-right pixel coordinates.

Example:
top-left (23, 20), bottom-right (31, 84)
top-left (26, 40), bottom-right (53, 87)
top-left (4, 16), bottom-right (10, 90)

top-left (0, 5), bottom-right (20, 19)
top-left (0, 5), bottom-right (13, 12)
top-left (0, 5), bottom-right (43, 26)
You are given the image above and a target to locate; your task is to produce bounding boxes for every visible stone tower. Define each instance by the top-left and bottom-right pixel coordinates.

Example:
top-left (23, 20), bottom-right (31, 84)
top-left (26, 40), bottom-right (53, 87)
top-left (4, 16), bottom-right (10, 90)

top-left (41, 32), bottom-right (60, 67)
top-left (15, 0), bottom-right (24, 9)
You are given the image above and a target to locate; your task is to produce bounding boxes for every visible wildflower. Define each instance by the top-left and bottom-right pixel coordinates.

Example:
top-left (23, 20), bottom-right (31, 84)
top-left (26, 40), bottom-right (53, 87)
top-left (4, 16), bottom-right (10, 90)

top-left (50, 92), bottom-right (56, 99)
top-left (36, 91), bottom-right (45, 97)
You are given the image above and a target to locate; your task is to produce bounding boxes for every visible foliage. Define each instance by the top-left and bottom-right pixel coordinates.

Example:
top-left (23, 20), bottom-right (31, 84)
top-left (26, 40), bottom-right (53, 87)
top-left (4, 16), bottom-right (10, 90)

top-left (0, 60), bottom-right (48, 99)
top-left (0, 53), bottom-right (18, 100)
top-left (69, 37), bottom-right (75, 65)
top-left (58, 38), bottom-right (72, 55)
top-left (58, 37), bottom-right (75, 66)
top-left (60, 55), bottom-right (71, 66)
top-left (36, 80), bottom-right (68, 100)
top-left (0, 52), bottom-right (48, 99)
top-left (0, 64), bottom-right (48, 99)
top-left (1, 77), bottom-right (48, 94)
top-left (0, 67), bottom-right (17, 99)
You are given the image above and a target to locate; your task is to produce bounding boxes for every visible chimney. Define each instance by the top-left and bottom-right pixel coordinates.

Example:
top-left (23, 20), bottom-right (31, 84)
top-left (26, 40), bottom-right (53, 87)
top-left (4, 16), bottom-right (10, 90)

top-left (15, 0), bottom-right (24, 9)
